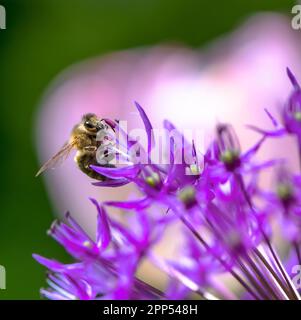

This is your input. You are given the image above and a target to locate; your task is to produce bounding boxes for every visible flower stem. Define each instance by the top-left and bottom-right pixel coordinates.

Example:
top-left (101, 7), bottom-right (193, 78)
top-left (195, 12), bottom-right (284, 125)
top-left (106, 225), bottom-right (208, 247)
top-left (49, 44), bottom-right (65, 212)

top-left (294, 241), bottom-right (301, 267)
top-left (254, 248), bottom-right (299, 300)
top-left (179, 215), bottom-right (261, 300)
top-left (236, 172), bottom-right (299, 300)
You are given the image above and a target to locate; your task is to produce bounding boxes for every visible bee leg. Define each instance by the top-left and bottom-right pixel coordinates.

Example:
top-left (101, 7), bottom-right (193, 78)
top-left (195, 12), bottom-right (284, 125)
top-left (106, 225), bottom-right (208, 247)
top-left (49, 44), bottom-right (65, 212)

top-left (84, 146), bottom-right (97, 152)
top-left (75, 151), bottom-right (107, 181)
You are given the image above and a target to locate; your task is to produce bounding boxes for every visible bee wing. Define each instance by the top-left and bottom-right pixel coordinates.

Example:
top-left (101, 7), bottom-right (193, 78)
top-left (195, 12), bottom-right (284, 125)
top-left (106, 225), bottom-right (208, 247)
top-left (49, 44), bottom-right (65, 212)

top-left (36, 140), bottom-right (77, 177)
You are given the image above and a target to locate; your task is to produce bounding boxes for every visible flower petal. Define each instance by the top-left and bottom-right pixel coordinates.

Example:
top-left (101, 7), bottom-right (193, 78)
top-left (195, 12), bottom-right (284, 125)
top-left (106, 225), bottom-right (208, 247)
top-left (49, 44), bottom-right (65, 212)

top-left (287, 67), bottom-right (300, 90)
top-left (241, 136), bottom-right (266, 161)
top-left (104, 197), bottom-right (150, 210)
top-left (92, 179), bottom-right (130, 187)
top-left (264, 108), bottom-right (279, 127)
top-left (246, 125), bottom-right (286, 137)
top-left (135, 101), bottom-right (154, 155)
top-left (89, 198), bottom-right (111, 250)
top-left (91, 164), bottom-right (140, 179)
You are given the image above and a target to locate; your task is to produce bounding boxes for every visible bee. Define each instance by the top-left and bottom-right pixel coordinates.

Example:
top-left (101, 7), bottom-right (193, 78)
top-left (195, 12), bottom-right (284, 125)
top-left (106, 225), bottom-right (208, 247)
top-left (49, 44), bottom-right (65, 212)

top-left (36, 113), bottom-right (116, 181)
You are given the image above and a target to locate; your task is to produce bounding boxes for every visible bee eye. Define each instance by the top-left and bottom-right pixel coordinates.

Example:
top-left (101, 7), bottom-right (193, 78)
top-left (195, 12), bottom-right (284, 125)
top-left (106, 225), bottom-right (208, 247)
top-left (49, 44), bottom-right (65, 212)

top-left (84, 121), bottom-right (95, 130)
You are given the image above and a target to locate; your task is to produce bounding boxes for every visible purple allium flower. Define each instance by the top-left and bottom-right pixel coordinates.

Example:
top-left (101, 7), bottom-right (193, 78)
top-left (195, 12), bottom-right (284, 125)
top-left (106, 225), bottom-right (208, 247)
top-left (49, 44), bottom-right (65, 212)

top-left (35, 70), bottom-right (301, 300)
top-left (261, 167), bottom-right (301, 245)
top-left (282, 68), bottom-right (301, 138)
top-left (33, 199), bottom-right (165, 300)
top-left (248, 69), bottom-right (301, 143)
top-left (36, 15), bottom-right (301, 233)
top-left (204, 123), bottom-right (272, 185)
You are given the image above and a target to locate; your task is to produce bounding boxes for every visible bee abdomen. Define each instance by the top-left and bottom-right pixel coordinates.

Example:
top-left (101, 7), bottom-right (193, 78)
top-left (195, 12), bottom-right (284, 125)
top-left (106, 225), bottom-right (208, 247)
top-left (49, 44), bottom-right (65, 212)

top-left (75, 151), bottom-right (106, 181)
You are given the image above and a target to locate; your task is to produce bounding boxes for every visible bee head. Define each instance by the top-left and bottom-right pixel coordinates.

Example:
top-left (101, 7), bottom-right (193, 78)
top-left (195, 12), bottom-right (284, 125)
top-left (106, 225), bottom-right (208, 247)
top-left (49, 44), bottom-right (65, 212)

top-left (82, 113), bottom-right (104, 134)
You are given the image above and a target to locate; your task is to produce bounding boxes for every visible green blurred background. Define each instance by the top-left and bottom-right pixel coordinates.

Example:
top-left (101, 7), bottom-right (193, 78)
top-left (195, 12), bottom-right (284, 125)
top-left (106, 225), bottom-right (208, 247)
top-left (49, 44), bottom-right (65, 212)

top-left (0, 0), bottom-right (294, 299)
